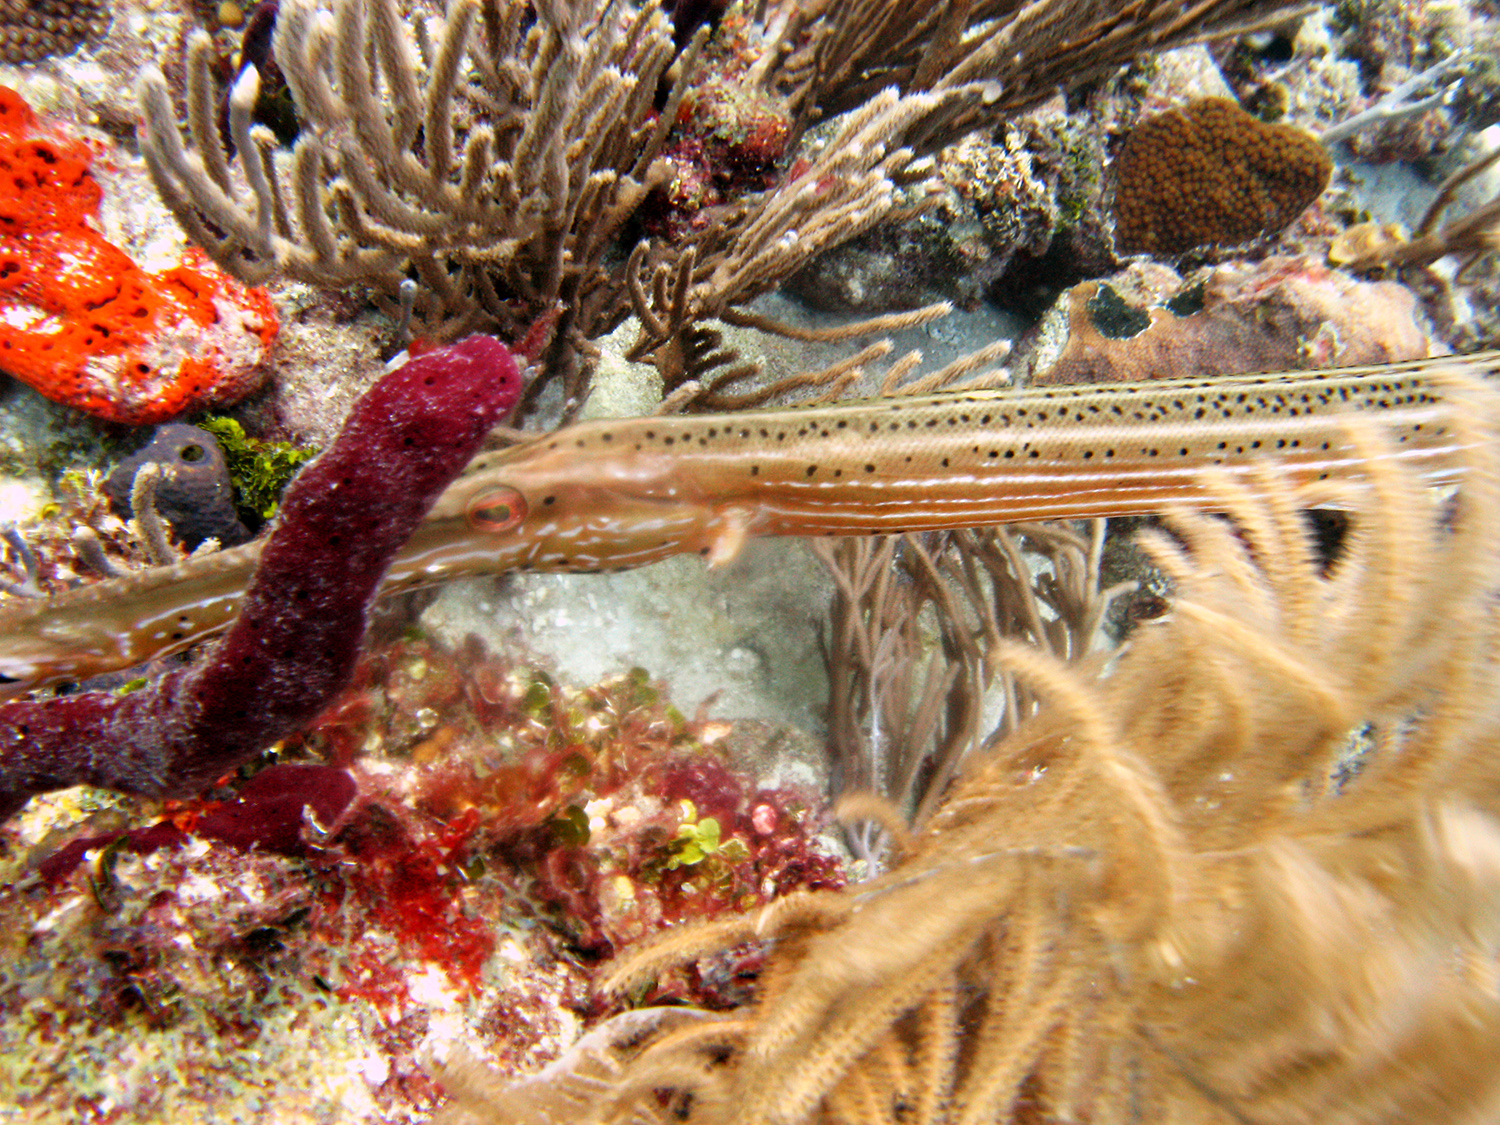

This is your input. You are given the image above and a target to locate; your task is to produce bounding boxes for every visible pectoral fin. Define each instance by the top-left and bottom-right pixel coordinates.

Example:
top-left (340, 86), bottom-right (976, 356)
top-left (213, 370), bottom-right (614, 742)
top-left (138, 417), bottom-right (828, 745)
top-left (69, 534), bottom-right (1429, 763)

top-left (705, 506), bottom-right (755, 568)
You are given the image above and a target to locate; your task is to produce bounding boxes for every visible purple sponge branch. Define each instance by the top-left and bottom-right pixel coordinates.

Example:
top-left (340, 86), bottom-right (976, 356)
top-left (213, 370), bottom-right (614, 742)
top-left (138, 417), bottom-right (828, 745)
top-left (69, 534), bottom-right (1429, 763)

top-left (0, 336), bottom-right (523, 820)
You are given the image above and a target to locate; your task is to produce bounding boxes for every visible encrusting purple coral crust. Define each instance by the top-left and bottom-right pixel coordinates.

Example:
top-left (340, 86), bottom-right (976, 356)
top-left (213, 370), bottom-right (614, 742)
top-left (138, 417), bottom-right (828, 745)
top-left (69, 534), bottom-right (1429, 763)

top-left (0, 336), bottom-right (523, 819)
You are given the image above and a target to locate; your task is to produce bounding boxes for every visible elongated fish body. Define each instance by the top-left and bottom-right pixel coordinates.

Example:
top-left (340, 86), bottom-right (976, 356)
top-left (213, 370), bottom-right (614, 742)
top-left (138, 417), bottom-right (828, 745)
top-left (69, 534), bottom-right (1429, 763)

top-left (2, 352), bottom-right (1495, 698)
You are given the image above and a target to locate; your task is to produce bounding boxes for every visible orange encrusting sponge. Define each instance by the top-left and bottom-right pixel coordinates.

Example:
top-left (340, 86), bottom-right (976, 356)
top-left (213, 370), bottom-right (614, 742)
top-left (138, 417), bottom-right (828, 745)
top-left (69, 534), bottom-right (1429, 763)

top-left (0, 86), bottom-right (277, 425)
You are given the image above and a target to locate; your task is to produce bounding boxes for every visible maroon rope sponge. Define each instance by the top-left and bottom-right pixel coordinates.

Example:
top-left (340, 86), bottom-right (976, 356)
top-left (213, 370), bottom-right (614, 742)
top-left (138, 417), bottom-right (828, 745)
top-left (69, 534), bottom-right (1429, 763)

top-left (0, 336), bottom-right (523, 819)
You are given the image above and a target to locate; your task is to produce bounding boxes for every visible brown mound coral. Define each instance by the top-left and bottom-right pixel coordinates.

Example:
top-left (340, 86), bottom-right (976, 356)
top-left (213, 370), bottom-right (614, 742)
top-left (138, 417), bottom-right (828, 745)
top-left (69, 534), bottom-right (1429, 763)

top-left (0, 0), bottom-right (109, 62)
top-left (1113, 97), bottom-right (1331, 257)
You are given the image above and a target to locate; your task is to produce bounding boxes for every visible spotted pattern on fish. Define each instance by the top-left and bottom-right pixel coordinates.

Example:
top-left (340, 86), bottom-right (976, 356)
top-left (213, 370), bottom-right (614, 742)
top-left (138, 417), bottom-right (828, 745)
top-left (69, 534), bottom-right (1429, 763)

top-left (1, 351), bottom-right (1495, 699)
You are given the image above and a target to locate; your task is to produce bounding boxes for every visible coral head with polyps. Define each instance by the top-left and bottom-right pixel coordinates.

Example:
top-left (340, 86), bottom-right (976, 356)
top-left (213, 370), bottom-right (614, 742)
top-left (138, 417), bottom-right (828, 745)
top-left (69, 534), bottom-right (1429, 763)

top-left (1112, 97), bottom-right (1330, 257)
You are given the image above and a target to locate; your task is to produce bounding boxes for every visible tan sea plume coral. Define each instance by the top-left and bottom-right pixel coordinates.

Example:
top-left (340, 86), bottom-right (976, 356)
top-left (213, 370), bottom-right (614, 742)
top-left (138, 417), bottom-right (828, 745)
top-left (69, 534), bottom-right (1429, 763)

top-left (133, 0), bottom-right (992, 415)
top-left (132, 0), bottom-right (1311, 417)
top-left (435, 357), bottom-right (1500, 1125)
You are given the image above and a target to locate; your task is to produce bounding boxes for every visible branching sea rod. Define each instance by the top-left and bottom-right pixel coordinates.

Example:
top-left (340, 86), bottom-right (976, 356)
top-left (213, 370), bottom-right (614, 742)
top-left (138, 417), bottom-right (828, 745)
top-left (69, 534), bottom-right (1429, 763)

top-left (0, 336), bottom-right (523, 819)
top-left (1, 351), bottom-right (1497, 704)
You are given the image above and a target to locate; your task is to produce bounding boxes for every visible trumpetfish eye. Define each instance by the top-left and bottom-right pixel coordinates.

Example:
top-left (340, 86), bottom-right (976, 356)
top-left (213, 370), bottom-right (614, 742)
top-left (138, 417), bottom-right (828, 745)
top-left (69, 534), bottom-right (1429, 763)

top-left (466, 485), bottom-right (528, 532)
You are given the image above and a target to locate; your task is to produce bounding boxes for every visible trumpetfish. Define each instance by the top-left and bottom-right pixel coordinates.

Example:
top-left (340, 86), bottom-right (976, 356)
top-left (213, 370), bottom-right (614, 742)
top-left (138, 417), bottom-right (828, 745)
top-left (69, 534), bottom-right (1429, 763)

top-left (1, 351), bottom-right (1495, 700)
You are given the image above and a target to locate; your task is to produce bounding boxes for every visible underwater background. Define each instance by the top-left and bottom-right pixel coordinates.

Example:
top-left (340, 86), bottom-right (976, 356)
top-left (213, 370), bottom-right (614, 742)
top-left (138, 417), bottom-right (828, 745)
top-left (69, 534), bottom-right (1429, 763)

top-left (0, 0), bottom-right (1498, 1121)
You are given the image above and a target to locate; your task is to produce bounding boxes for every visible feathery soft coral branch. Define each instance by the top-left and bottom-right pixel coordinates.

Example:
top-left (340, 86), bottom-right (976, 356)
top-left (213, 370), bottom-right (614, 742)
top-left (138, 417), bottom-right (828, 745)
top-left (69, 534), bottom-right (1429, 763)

top-left (0, 335), bottom-right (523, 819)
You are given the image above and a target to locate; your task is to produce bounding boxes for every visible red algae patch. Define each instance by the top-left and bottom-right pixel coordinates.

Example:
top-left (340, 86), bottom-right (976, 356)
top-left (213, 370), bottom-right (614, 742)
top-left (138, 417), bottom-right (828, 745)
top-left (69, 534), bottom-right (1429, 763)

top-left (0, 635), bottom-right (843, 1123)
top-left (0, 87), bottom-right (278, 424)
